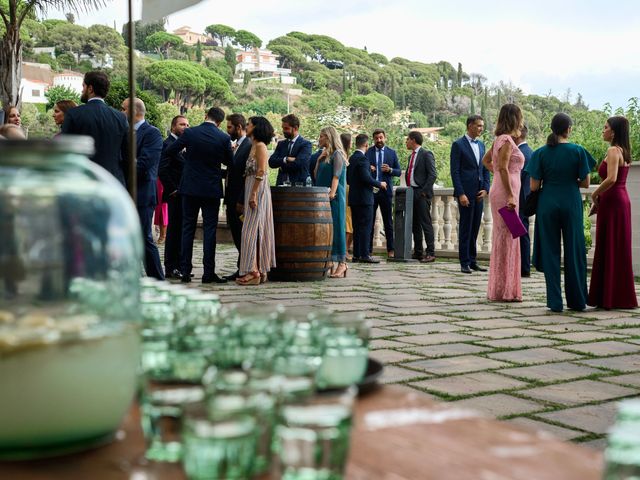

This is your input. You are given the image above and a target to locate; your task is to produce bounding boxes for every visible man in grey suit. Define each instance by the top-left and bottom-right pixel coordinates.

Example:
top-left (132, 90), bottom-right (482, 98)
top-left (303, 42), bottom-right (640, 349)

top-left (406, 131), bottom-right (437, 263)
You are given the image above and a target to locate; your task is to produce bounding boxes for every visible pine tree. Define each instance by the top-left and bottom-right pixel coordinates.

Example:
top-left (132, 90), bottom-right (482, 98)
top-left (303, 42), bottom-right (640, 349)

top-left (457, 62), bottom-right (463, 88)
top-left (195, 40), bottom-right (202, 63)
top-left (470, 93), bottom-right (475, 114)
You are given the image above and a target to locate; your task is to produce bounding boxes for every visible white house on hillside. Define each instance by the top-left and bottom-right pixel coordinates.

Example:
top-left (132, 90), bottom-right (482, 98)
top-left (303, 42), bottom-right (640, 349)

top-left (20, 62), bottom-right (53, 104)
top-left (235, 48), bottom-right (296, 84)
top-left (53, 71), bottom-right (84, 95)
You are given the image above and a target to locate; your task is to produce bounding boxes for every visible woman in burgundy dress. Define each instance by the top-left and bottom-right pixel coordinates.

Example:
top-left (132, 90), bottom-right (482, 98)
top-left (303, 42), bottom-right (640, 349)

top-left (588, 116), bottom-right (638, 309)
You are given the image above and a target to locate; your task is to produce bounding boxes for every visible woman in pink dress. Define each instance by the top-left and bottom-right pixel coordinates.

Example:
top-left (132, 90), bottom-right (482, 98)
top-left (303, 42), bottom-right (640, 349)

top-left (588, 116), bottom-right (638, 309)
top-left (154, 179), bottom-right (168, 244)
top-left (482, 104), bottom-right (525, 301)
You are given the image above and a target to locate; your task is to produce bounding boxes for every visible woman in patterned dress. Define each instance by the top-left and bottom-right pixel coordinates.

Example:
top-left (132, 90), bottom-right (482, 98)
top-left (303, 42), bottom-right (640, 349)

top-left (482, 104), bottom-right (525, 302)
top-left (237, 116), bottom-right (277, 286)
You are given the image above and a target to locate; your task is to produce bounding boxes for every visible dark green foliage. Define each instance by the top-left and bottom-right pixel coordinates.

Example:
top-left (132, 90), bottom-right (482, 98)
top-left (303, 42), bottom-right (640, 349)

top-left (122, 20), bottom-right (165, 52)
top-left (104, 79), bottom-right (161, 129)
top-left (45, 85), bottom-right (80, 110)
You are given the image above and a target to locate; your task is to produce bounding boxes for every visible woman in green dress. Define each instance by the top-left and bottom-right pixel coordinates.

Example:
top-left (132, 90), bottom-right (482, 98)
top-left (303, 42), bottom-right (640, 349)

top-left (315, 126), bottom-right (348, 278)
top-left (525, 113), bottom-right (595, 312)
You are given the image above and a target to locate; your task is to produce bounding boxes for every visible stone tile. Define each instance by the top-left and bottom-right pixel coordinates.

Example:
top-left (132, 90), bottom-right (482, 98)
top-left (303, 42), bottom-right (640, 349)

top-left (590, 318), bottom-right (640, 328)
top-left (487, 347), bottom-right (583, 365)
top-left (576, 310), bottom-right (637, 320)
top-left (499, 362), bottom-right (605, 382)
top-left (579, 438), bottom-right (608, 450)
top-left (370, 327), bottom-right (403, 339)
top-left (376, 305), bottom-right (447, 315)
top-left (521, 380), bottom-right (637, 406)
top-left (600, 373), bottom-right (640, 388)
top-left (370, 339), bottom-right (413, 349)
top-left (559, 341), bottom-right (640, 356)
top-left (371, 349), bottom-right (423, 364)
top-left (392, 333), bottom-right (481, 345)
top-left (387, 323), bottom-right (464, 335)
top-left (475, 337), bottom-right (559, 349)
top-left (383, 314), bottom-right (456, 324)
top-left (409, 372), bottom-right (528, 397)
top-left (403, 355), bottom-right (511, 375)
top-left (522, 315), bottom-right (586, 324)
top-left (508, 417), bottom-right (585, 440)
top-left (535, 401), bottom-right (619, 434)
top-left (379, 300), bottom-right (436, 309)
top-left (469, 328), bottom-right (543, 339)
top-left (546, 331), bottom-right (627, 342)
top-left (453, 319), bottom-right (530, 329)
top-left (449, 394), bottom-right (544, 418)
top-left (367, 318), bottom-right (400, 328)
top-left (599, 327), bottom-right (640, 336)
top-left (331, 303), bottom-right (379, 312)
top-left (380, 365), bottom-right (428, 384)
top-left (453, 310), bottom-right (518, 320)
top-left (579, 353), bottom-right (640, 373)
top-left (400, 343), bottom-right (493, 358)
top-left (528, 323), bottom-right (603, 333)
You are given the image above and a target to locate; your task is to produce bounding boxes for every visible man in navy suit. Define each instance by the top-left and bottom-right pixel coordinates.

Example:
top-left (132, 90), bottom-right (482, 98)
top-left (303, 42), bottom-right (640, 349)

top-left (366, 129), bottom-right (401, 258)
top-left (61, 71), bottom-right (128, 186)
top-left (516, 124), bottom-right (533, 277)
top-left (159, 115), bottom-right (189, 279)
top-left (166, 107), bottom-right (233, 284)
top-left (121, 97), bottom-right (164, 280)
top-left (450, 115), bottom-right (490, 274)
top-left (347, 134), bottom-right (387, 263)
top-left (222, 113), bottom-right (252, 281)
top-left (405, 131), bottom-right (437, 263)
top-left (268, 114), bottom-right (312, 185)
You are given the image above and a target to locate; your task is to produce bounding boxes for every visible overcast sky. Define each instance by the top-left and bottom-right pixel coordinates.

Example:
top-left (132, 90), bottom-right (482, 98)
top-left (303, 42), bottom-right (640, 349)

top-left (49, 0), bottom-right (640, 110)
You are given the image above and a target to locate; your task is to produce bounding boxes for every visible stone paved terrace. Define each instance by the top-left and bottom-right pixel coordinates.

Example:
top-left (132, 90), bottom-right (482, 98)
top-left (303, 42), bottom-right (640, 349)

top-left (173, 241), bottom-right (640, 451)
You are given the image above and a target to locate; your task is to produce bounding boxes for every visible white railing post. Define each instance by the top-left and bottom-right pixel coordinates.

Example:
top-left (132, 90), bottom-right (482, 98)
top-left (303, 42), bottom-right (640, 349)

top-left (482, 197), bottom-right (492, 253)
top-left (442, 195), bottom-right (454, 250)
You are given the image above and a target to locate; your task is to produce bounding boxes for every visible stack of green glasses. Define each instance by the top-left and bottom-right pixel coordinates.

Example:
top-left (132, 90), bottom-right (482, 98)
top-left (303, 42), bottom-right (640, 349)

top-left (603, 400), bottom-right (640, 480)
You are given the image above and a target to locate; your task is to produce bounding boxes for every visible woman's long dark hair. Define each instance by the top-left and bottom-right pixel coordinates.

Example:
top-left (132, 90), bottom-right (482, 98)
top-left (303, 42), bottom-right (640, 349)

top-left (494, 103), bottom-right (523, 136)
top-left (547, 113), bottom-right (572, 147)
top-left (607, 115), bottom-right (632, 164)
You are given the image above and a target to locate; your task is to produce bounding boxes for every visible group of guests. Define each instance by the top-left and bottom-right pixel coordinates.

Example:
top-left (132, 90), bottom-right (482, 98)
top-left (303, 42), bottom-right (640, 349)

top-left (470, 106), bottom-right (637, 311)
top-left (1, 100), bottom-right (78, 139)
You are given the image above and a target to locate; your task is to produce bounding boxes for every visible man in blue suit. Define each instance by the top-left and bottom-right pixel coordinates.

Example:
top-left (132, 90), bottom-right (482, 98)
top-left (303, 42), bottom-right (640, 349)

top-left (166, 107), bottom-right (233, 284)
top-left (516, 124), bottom-right (533, 277)
top-left (450, 115), bottom-right (490, 274)
top-left (366, 129), bottom-right (401, 258)
top-left (61, 71), bottom-right (128, 186)
top-left (347, 134), bottom-right (387, 263)
top-left (268, 114), bottom-right (312, 185)
top-left (121, 97), bottom-right (164, 280)
top-left (159, 115), bottom-right (189, 279)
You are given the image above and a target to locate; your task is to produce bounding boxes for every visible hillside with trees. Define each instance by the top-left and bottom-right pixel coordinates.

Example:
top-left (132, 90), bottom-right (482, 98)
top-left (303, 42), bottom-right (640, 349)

top-left (4, 13), bottom-right (639, 185)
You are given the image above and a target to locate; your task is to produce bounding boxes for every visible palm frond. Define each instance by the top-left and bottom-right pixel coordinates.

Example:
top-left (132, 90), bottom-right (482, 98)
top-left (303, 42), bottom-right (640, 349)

top-left (31, 0), bottom-right (109, 16)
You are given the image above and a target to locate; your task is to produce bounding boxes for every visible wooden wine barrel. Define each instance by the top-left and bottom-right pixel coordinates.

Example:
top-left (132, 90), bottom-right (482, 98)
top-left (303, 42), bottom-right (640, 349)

top-left (269, 186), bottom-right (333, 281)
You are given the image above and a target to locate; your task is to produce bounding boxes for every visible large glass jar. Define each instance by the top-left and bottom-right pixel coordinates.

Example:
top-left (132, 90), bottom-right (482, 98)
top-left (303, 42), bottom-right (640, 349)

top-left (0, 137), bottom-right (142, 459)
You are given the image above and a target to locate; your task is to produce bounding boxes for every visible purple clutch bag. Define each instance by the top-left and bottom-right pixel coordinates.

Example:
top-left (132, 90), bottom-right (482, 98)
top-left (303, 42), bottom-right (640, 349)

top-left (498, 206), bottom-right (527, 238)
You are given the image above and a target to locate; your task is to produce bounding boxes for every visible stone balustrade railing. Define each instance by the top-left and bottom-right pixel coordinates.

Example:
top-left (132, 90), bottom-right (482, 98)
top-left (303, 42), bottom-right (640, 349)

top-left (372, 185), bottom-right (598, 262)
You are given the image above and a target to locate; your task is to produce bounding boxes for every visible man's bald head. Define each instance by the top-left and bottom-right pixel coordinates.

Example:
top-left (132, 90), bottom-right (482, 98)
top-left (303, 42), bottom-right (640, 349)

top-left (121, 98), bottom-right (146, 121)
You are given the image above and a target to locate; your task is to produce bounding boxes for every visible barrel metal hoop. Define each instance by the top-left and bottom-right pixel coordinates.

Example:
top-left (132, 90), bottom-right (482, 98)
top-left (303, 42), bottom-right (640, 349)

top-left (276, 245), bottom-right (333, 252)
top-left (273, 217), bottom-right (333, 224)
top-left (276, 258), bottom-right (332, 263)
top-left (273, 205), bottom-right (332, 212)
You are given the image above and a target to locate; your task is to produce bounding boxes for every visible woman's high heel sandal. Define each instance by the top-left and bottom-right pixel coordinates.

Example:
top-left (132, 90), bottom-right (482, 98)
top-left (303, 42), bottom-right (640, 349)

top-left (330, 262), bottom-right (348, 278)
top-left (260, 273), bottom-right (268, 284)
top-left (236, 272), bottom-right (260, 286)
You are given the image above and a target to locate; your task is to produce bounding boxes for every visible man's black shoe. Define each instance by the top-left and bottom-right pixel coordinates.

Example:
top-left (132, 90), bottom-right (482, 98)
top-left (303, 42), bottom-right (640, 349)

top-left (360, 256), bottom-right (380, 264)
top-left (411, 253), bottom-right (424, 260)
top-left (521, 271), bottom-right (531, 278)
top-left (180, 275), bottom-right (192, 283)
top-left (222, 271), bottom-right (240, 281)
top-left (460, 266), bottom-right (472, 274)
top-left (351, 257), bottom-right (360, 263)
top-left (202, 274), bottom-right (227, 284)
top-left (168, 269), bottom-right (184, 279)
top-left (470, 264), bottom-right (487, 272)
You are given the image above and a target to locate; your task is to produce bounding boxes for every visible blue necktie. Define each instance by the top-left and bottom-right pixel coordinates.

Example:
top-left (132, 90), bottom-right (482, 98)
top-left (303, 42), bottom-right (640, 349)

top-left (377, 149), bottom-right (382, 181)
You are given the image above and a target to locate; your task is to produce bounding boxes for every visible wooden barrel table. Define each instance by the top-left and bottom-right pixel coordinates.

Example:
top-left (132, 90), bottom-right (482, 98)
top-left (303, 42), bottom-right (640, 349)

top-left (269, 186), bottom-right (333, 281)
